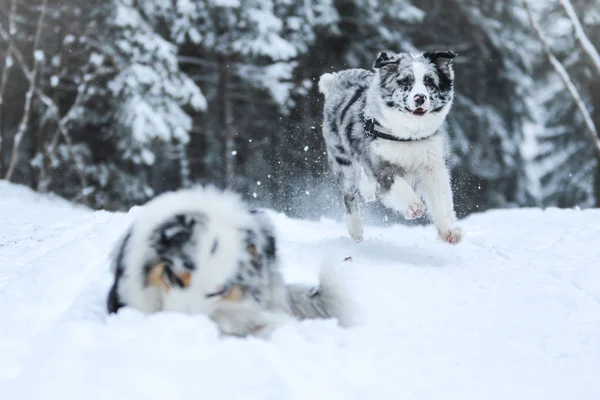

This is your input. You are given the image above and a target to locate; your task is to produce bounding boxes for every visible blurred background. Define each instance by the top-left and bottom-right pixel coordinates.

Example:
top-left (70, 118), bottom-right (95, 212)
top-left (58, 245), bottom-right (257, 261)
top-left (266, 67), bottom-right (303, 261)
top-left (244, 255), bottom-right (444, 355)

top-left (0, 0), bottom-right (599, 223)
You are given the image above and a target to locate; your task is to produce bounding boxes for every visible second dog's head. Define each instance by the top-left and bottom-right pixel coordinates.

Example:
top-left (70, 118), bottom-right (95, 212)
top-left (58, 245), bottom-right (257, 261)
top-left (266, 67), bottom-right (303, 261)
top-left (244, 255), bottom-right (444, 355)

top-left (110, 186), bottom-right (277, 314)
top-left (373, 50), bottom-right (456, 119)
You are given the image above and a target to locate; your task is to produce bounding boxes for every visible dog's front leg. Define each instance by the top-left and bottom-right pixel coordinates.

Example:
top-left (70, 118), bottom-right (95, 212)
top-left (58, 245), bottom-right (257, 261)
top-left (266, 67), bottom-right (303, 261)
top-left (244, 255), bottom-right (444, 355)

top-left (418, 165), bottom-right (462, 244)
top-left (378, 176), bottom-right (426, 220)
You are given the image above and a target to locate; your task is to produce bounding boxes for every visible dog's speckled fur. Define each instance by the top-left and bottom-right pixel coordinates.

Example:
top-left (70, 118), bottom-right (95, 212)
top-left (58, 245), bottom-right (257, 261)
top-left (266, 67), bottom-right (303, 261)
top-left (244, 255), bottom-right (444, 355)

top-left (319, 51), bottom-right (463, 244)
top-left (107, 186), bottom-right (352, 337)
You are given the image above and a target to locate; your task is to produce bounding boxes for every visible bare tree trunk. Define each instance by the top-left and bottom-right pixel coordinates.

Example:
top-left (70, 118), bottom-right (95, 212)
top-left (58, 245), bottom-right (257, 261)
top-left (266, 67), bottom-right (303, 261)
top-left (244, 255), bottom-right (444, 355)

top-left (0, 0), bottom-right (18, 177)
top-left (557, 0), bottom-right (600, 206)
top-left (218, 53), bottom-right (235, 188)
top-left (5, 0), bottom-right (48, 181)
top-left (558, 0), bottom-right (600, 76)
top-left (596, 155), bottom-right (600, 207)
top-left (176, 142), bottom-right (191, 188)
top-left (37, 66), bottom-right (98, 193)
top-left (590, 78), bottom-right (600, 207)
top-left (224, 98), bottom-right (235, 187)
top-left (522, 0), bottom-right (600, 156)
top-left (0, 24), bottom-right (95, 202)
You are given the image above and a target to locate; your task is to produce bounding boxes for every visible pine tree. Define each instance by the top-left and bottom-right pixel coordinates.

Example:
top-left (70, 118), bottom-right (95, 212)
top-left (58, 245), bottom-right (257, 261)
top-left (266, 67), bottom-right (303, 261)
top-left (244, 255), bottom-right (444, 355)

top-left (3, 0), bottom-right (595, 216)
top-left (19, 0), bottom-right (206, 209)
top-left (166, 0), bottom-right (339, 204)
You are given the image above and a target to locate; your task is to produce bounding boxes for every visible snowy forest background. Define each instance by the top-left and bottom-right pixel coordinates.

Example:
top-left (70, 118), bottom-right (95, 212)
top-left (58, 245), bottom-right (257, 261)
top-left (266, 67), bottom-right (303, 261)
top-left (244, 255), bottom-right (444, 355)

top-left (1, 0), bottom-right (600, 222)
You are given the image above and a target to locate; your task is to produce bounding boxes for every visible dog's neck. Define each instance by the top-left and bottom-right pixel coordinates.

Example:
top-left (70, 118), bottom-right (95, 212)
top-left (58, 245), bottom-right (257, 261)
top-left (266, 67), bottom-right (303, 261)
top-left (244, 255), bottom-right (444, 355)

top-left (364, 76), bottom-right (452, 140)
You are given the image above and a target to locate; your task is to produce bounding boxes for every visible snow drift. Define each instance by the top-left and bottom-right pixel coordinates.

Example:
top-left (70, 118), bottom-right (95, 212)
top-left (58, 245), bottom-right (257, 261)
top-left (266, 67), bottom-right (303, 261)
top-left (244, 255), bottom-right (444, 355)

top-left (0, 181), bottom-right (599, 399)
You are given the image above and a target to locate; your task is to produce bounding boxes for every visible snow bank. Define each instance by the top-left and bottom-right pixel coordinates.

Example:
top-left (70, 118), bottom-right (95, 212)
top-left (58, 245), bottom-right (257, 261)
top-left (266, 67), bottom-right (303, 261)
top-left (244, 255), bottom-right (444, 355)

top-left (1, 182), bottom-right (599, 399)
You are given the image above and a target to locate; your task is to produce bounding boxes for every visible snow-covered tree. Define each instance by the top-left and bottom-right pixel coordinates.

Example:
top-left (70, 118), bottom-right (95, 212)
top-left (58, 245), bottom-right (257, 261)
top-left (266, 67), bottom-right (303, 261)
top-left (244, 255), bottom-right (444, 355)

top-left (103, 0), bottom-right (206, 191)
top-left (2, 0), bottom-right (597, 216)
top-left (0, 0), bottom-right (207, 209)
top-left (156, 0), bottom-right (340, 201)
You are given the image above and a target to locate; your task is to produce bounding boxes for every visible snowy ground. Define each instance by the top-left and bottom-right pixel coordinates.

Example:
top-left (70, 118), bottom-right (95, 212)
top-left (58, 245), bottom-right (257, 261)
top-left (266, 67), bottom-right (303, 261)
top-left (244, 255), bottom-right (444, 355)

top-left (1, 181), bottom-right (599, 400)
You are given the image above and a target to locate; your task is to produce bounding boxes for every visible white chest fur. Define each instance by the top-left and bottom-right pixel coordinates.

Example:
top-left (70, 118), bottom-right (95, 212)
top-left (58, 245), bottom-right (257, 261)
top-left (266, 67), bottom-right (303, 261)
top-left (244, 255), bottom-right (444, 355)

top-left (380, 106), bottom-right (449, 138)
top-left (371, 134), bottom-right (448, 174)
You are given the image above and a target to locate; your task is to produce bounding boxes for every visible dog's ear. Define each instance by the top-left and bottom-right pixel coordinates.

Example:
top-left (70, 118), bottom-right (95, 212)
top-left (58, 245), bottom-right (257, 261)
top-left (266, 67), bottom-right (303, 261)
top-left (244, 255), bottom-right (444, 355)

top-left (373, 51), bottom-right (400, 69)
top-left (423, 51), bottom-right (456, 77)
top-left (152, 213), bottom-right (205, 252)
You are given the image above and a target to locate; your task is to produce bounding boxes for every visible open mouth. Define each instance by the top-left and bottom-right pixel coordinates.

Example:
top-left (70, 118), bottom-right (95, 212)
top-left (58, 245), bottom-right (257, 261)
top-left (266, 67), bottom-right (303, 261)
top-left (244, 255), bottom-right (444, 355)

top-left (412, 108), bottom-right (427, 116)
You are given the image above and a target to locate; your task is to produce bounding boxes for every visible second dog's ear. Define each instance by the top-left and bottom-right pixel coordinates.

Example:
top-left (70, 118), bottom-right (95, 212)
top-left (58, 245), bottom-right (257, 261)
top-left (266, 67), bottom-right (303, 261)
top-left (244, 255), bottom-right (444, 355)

top-left (423, 51), bottom-right (457, 74)
top-left (373, 51), bottom-right (399, 69)
top-left (153, 213), bottom-right (205, 251)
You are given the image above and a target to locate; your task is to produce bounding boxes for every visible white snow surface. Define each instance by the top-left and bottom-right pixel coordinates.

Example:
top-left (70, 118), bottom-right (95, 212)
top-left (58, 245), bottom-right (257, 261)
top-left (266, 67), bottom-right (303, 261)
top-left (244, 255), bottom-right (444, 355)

top-left (1, 181), bottom-right (600, 399)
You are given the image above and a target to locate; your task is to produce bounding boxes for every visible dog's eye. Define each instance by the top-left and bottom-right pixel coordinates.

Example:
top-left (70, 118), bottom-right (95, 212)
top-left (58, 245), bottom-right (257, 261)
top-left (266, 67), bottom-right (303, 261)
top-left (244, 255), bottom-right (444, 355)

top-left (424, 76), bottom-right (435, 86)
top-left (397, 77), bottom-right (410, 87)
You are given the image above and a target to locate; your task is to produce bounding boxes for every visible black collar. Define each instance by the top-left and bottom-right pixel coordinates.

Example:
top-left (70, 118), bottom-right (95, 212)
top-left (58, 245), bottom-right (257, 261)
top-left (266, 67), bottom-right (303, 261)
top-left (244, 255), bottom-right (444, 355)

top-left (361, 114), bottom-right (440, 142)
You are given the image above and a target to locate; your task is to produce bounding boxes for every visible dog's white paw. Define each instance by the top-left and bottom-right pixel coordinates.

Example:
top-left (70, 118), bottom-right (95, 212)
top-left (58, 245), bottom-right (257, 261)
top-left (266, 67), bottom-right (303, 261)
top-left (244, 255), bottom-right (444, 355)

top-left (404, 201), bottom-right (426, 220)
top-left (439, 226), bottom-right (463, 245)
top-left (345, 213), bottom-right (364, 243)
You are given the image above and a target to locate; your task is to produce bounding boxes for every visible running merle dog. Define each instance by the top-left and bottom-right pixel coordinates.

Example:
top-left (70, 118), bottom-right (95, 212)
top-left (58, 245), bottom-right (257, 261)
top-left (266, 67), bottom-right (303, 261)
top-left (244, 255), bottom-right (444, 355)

top-left (319, 51), bottom-right (462, 244)
top-left (107, 186), bottom-right (351, 337)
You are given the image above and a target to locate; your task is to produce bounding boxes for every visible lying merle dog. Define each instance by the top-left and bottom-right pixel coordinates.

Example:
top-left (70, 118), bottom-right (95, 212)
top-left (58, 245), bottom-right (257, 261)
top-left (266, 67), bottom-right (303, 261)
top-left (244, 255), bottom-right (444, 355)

top-left (107, 186), bottom-right (351, 337)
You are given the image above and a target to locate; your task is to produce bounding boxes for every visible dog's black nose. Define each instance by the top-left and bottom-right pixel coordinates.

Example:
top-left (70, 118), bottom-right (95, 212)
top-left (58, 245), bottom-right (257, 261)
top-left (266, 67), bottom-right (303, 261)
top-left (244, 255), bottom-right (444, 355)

top-left (414, 94), bottom-right (426, 107)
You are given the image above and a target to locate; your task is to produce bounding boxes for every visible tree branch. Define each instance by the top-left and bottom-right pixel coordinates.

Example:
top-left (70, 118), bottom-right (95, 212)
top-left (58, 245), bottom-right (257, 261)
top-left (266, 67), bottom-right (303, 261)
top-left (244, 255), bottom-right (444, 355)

top-left (0, 0), bottom-right (17, 177)
top-left (522, 0), bottom-right (600, 158)
top-left (558, 0), bottom-right (600, 77)
top-left (0, 22), bottom-right (93, 198)
top-left (178, 55), bottom-right (219, 69)
top-left (5, 0), bottom-right (47, 181)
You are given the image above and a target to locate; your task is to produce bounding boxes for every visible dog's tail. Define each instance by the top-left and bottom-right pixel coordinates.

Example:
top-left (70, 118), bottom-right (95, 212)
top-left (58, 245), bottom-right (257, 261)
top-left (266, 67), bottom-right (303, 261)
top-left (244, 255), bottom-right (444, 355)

top-left (285, 259), bottom-right (353, 327)
top-left (318, 73), bottom-right (337, 97)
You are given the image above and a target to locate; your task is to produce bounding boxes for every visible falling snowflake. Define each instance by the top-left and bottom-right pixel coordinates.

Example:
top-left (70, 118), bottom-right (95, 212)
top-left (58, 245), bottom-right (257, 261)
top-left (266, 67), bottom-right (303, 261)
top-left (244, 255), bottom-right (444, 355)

top-left (34, 50), bottom-right (45, 62)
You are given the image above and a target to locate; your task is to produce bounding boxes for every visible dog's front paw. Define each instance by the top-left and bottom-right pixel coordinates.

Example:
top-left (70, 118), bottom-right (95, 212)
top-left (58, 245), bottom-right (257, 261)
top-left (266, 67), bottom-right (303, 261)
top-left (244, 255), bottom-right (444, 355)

top-left (348, 227), bottom-right (364, 243)
top-left (345, 214), bottom-right (364, 243)
top-left (404, 201), bottom-right (426, 220)
top-left (439, 226), bottom-right (463, 245)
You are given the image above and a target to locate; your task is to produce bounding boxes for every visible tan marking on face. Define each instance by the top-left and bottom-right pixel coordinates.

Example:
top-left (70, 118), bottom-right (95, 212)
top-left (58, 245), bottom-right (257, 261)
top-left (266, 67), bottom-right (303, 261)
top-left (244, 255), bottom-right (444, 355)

top-left (179, 271), bottom-right (192, 287)
top-left (147, 262), bottom-right (169, 292)
top-left (223, 284), bottom-right (245, 302)
top-left (147, 263), bottom-right (192, 292)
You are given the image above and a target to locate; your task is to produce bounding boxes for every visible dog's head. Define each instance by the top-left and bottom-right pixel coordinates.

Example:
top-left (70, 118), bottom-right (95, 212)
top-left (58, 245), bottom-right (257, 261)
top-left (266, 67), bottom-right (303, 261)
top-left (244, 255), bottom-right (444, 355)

top-left (373, 50), bottom-right (456, 117)
top-left (134, 188), bottom-right (278, 308)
